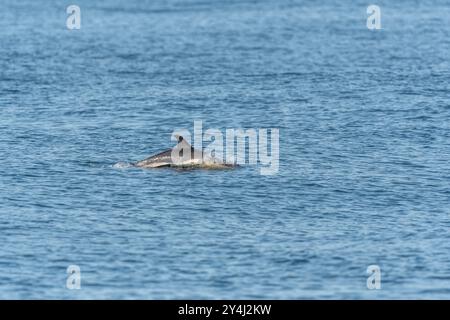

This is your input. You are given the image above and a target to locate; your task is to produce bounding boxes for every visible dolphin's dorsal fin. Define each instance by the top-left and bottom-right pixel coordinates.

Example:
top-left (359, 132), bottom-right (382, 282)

top-left (173, 135), bottom-right (201, 160)
top-left (175, 135), bottom-right (193, 148)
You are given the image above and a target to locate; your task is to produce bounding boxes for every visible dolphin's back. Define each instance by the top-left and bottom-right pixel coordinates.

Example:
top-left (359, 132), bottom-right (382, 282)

top-left (135, 149), bottom-right (173, 168)
top-left (134, 137), bottom-right (234, 169)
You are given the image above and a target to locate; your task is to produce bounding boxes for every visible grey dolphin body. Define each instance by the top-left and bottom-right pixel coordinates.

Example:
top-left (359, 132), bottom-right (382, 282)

top-left (134, 148), bottom-right (175, 168)
top-left (134, 136), bottom-right (234, 169)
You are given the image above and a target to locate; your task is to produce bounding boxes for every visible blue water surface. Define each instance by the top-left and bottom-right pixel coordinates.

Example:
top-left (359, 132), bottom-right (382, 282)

top-left (1, 0), bottom-right (450, 299)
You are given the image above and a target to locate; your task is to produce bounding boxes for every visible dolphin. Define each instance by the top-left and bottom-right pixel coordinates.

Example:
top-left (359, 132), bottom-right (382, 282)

top-left (134, 135), bottom-right (235, 169)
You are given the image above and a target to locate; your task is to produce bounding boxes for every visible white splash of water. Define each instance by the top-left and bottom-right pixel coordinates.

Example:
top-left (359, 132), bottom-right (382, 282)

top-left (112, 162), bottom-right (134, 169)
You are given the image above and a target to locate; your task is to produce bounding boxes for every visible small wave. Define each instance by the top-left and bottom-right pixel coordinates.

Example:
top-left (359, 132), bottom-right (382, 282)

top-left (112, 162), bottom-right (134, 169)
